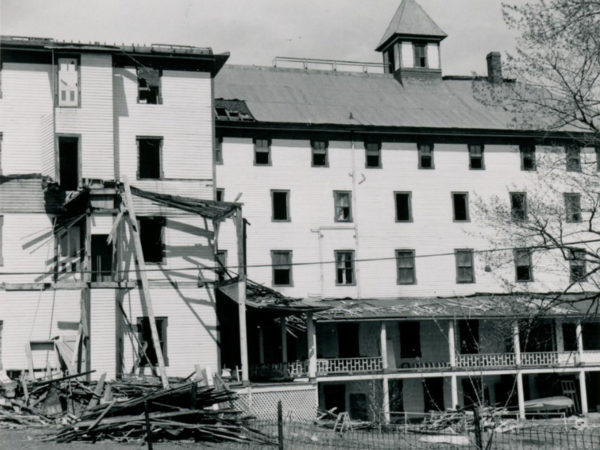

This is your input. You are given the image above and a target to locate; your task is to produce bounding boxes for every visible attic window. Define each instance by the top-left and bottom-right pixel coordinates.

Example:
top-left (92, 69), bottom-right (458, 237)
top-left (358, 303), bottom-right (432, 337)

top-left (413, 43), bottom-right (427, 68)
top-left (215, 107), bottom-right (228, 119)
top-left (137, 67), bottom-right (162, 104)
top-left (365, 142), bottom-right (381, 168)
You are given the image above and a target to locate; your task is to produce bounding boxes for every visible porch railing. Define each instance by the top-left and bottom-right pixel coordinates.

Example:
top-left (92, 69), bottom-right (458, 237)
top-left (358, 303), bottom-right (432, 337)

top-left (456, 352), bottom-right (516, 369)
top-left (316, 357), bottom-right (383, 376)
top-left (456, 351), bottom-right (581, 369)
top-left (250, 361), bottom-right (307, 379)
top-left (580, 350), bottom-right (600, 365)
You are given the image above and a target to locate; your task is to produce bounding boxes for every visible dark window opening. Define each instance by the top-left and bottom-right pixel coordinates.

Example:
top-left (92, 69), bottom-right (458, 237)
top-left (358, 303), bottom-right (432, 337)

top-left (272, 250), bottom-right (292, 286)
top-left (334, 191), bottom-right (352, 222)
top-left (515, 248), bottom-right (533, 282)
top-left (311, 140), bottom-right (328, 167)
top-left (418, 143), bottom-right (434, 169)
top-left (566, 145), bottom-right (581, 172)
top-left (91, 235), bottom-right (113, 282)
top-left (469, 144), bottom-right (485, 170)
top-left (396, 250), bottom-right (416, 285)
top-left (520, 145), bottom-right (536, 171)
top-left (139, 217), bottom-right (165, 263)
top-left (323, 385), bottom-right (346, 413)
top-left (452, 192), bottom-right (469, 221)
top-left (137, 317), bottom-right (167, 366)
top-left (387, 48), bottom-right (395, 73)
top-left (459, 320), bottom-right (480, 354)
top-left (395, 192), bottom-right (412, 221)
top-left (254, 139), bottom-right (271, 165)
top-left (423, 378), bottom-right (444, 411)
top-left (563, 323), bottom-right (577, 351)
top-left (510, 192), bottom-right (527, 221)
top-left (564, 193), bottom-right (582, 223)
top-left (271, 190), bottom-right (290, 221)
top-left (583, 323), bottom-right (600, 350)
top-left (399, 321), bottom-right (421, 358)
top-left (338, 323), bottom-right (360, 358)
top-left (58, 137), bottom-right (79, 191)
top-left (137, 67), bottom-right (161, 104)
top-left (216, 188), bottom-right (224, 202)
top-left (413, 43), bottom-right (427, 68)
top-left (456, 249), bottom-right (475, 283)
top-left (569, 249), bottom-right (587, 282)
top-left (365, 142), bottom-right (381, 168)
top-left (336, 251), bottom-right (355, 285)
top-left (216, 250), bottom-right (228, 282)
top-left (137, 138), bottom-right (162, 179)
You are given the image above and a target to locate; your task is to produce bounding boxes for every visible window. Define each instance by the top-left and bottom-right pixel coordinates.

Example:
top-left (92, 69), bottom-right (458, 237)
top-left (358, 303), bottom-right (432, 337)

top-left (137, 67), bottom-right (161, 104)
top-left (510, 192), bottom-right (527, 221)
top-left (91, 235), bottom-right (113, 282)
top-left (413, 43), bottom-right (427, 68)
top-left (57, 58), bottom-right (79, 107)
top-left (418, 143), bottom-right (434, 169)
top-left (566, 144), bottom-right (581, 171)
top-left (569, 249), bottom-right (587, 282)
top-left (215, 137), bottom-right (223, 164)
top-left (468, 144), bottom-right (485, 170)
top-left (254, 139), bottom-right (271, 165)
top-left (216, 250), bottom-right (228, 282)
top-left (514, 248), bottom-right (533, 282)
top-left (365, 142), bottom-right (381, 168)
top-left (564, 193), bottom-right (582, 223)
top-left (311, 140), bottom-right (328, 167)
top-left (520, 144), bottom-right (536, 171)
top-left (137, 317), bottom-right (168, 366)
top-left (139, 217), bottom-right (165, 263)
top-left (271, 190), bottom-right (290, 221)
top-left (452, 192), bottom-right (470, 221)
top-left (334, 191), bottom-right (352, 222)
top-left (57, 225), bottom-right (82, 276)
top-left (396, 250), bottom-right (416, 284)
top-left (216, 188), bottom-right (224, 202)
top-left (455, 249), bottom-right (475, 283)
top-left (395, 192), bottom-right (412, 222)
top-left (58, 136), bottom-right (79, 190)
top-left (272, 250), bottom-right (293, 286)
top-left (137, 137), bottom-right (162, 179)
top-left (335, 250), bottom-right (355, 285)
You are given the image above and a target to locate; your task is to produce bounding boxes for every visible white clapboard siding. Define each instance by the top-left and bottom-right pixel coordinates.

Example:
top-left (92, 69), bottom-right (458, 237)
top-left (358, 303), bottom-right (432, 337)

top-left (40, 113), bottom-right (55, 178)
top-left (90, 289), bottom-right (117, 380)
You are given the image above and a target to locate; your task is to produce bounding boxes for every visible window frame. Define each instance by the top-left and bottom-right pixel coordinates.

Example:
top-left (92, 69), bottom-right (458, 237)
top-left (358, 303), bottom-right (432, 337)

top-left (514, 248), bottom-right (533, 282)
top-left (335, 250), bottom-right (356, 286)
top-left (334, 190), bottom-right (353, 223)
top-left (271, 250), bottom-right (293, 287)
top-left (364, 142), bottom-right (382, 168)
top-left (311, 140), bottom-right (329, 167)
top-left (510, 192), bottom-right (528, 222)
top-left (452, 192), bottom-right (470, 222)
top-left (564, 193), bottom-right (582, 223)
top-left (57, 56), bottom-right (80, 108)
top-left (413, 42), bottom-right (428, 68)
top-left (254, 138), bottom-right (271, 166)
top-left (520, 144), bottom-right (536, 171)
top-left (138, 216), bottom-right (166, 264)
top-left (271, 189), bottom-right (291, 222)
top-left (136, 136), bottom-right (163, 180)
top-left (569, 249), bottom-right (587, 282)
top-left (216, 188), bottom-right (225, 202)
top-left (566, 144), bottom-right (582, 172)
top-left (455, 249), bottom-right (475, 284)
top-left (136, 67), bottom-right (162, 105)
top-left (394, 191), bottom-right (413, 222)
top-left (468, 144), bottom-right (485, 170)
top-left (418, 143), bottom-right (434, 169)
top-left (137, 316), bottom-right (168, 366)
top-left (396, 249), bottom-right (416, 285)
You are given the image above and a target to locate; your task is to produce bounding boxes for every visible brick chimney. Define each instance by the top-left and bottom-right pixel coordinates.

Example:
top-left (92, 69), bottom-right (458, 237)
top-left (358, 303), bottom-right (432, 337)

top-left (486, 52), bottom-right (502, 83)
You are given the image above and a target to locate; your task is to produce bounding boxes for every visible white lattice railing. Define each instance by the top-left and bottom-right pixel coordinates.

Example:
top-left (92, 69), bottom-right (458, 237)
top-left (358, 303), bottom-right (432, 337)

top-left (396, 358), bottom-right (451, 370)
top-left (521, 351), bottom-right (560, 366)
top-left (456, 353), bottom-right (516, 369)
top-left (316, 357), bottom-right (383, 376)
top-left (579, 350), bottom-right (600, 365)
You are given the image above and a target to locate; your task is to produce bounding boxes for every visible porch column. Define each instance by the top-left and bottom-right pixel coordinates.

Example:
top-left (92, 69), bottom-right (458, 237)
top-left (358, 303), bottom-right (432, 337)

top-left (234, 210), bottom-right (249, 384)
top-left (513, 321), bottom-right (525, 419)
top-left (307, 313), bottom-right (317, 380)
top-left (576, 321), bottom-right (584, 363)
top-left (450, 376), bottom-right (459, 410)
top-left (448, 320), bottom-right (456, 367)
top-left (380, 321), bottom-right (388, 370)
top-left (258, 326), bottom-right (265, 364)
top-left (513, 321), bottom-right (521, 365)
top-left (280, 318), bottom-right (288, 364)
top-left (516, 372), bottom-right (525, 420)
top-left (555, 319), bottom-right (564, 352)
top-left (382, 377), bottom-right (390, 423)
top-left (579, 370), bottom-right (589, 415)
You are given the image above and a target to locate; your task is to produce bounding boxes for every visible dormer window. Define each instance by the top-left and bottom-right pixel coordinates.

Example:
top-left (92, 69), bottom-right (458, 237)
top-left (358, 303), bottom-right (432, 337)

top-left (413, 43), bottom-right (427, 68)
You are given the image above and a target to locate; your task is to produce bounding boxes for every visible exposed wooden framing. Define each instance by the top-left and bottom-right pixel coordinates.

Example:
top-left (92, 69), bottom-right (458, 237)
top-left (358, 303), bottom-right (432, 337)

top-left (121, 177), bottom-right (169, 388)
top-left (233, 209), bottom-right (249, 384)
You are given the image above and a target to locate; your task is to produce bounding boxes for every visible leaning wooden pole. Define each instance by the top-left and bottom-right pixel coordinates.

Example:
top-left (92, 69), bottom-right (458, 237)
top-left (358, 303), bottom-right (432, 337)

top-left (234, 208), bottom-right (249, 384)
top-left (121, 176), bottom-right (169, 388)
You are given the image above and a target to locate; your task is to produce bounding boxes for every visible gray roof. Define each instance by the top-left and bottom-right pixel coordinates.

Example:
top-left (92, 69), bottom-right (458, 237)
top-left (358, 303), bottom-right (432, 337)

top-left (376, 0), bottom-right (447, 51)
top-left (215, 65), bottom-right (517, 131)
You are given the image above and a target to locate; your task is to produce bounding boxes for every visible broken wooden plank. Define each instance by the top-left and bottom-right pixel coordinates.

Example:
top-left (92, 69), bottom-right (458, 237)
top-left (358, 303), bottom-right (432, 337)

top-left (86, 373), bottom-right (105, 410)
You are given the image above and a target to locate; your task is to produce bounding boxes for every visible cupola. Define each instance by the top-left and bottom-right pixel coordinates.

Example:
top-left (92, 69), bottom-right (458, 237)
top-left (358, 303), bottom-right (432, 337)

top-left (376, 0), bottom-right (447, 79)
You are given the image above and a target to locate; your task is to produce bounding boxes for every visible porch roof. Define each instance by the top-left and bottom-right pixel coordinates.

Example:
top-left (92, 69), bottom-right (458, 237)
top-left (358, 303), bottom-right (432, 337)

top-left (314, 293), bottom-right (599, 322)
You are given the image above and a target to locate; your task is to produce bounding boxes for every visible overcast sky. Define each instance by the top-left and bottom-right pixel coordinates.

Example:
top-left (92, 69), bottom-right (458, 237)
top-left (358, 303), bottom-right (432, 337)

top-left (1, 0), bottom-right (527, 75)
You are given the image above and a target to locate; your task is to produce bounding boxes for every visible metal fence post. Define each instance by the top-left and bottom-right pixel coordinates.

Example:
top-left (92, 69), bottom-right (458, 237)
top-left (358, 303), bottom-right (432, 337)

top-left (278, 400), bottom-right (284, 450)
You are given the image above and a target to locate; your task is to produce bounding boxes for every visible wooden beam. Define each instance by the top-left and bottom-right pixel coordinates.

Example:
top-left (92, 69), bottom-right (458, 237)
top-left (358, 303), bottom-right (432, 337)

top-left (121, 176), bottom-right (169, 389)
top-left (234, 210), bottom-right (249, 384)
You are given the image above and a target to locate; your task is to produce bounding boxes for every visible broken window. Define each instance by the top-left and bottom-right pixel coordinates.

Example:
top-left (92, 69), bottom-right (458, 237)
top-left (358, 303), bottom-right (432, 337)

top-left (399, 321), bottom-right (421, 358)
top-left (137, 317), bottom-right (168, 366)
top-left (216, 250), bottom-right (228, 282)
top-left (137, 137), bottom-right (162, 179)
top-left (564, 193), bottom-right (582, 223)
top-left (455, 249), bottom-right (475, 283)
top-left (395, 192), bottom-right (412, 222)
top-left (139, 217), bottom-right (165, 263)
top-left (311, 140), bottom-right (328, 167)
top-left (216, 188), bottom-right (224, 202)
top-left (91, 235), bottom-right (113, 282)
top-left (569, 249), bottom-right (587, 282)
top-left (365, 142), bottom-right (381, 168)
top-left (469, 144), bottom-right (485, 170)
top-left (452, 192), bottom-right (469, 221)
top-left (510, 192), bottom-right (527, 221)
top-left (566, 144), bottom-right (581, 172)
top-left (57, 58), bottom-right (79, 107)
top-left (396, 249), bottom-right (416, 284)
top-left (137, 67), bottom-right (161, 104)
top-left (335, 250), bottom-right (355, 285)
top-left (57, 225), bottom-right (82, 276)
top-left (514, 248), bottom-right (533, 282)
top-left (58, 136), bottom-right (79, 191)
top-left (271, 190), bottom-right (290, 221)
top-left (418, 143), bottom-right (434, 169)
top-left (520, 144), bottom-right (536, 171)
top-left (272, 250), bottom-right (293, 286)
top-left (215, 137), bottom-right (223, 164)
top-left (254, 139), bottom-right (271, 165)
top-left (413, 43), bottom-right (427, 68)
top-left (334, 191), bottom-right (352, 222)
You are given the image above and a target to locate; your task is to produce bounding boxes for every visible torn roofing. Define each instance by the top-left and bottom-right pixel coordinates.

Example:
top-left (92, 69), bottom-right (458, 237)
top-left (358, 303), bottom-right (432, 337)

top-left (376, 0), bottom-right (447, 51)
top-left (314, 294), bottom-right (600, 322)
